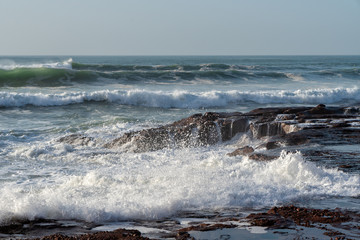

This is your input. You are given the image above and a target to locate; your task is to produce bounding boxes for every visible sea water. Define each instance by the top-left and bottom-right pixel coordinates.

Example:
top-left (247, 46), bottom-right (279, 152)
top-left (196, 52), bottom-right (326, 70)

top-left (0, 56), bottom-right (359, 225)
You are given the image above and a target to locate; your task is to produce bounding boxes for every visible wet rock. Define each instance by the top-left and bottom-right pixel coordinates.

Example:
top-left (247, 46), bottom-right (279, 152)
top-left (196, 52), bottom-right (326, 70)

top-left (249, 153), bottom-right (278, 161)
top-left (217, 117), bottom-right (249, 141)
top-left (265, 141), bottom-right (281, 150)
top-left (58, 134), bottom-right (94, 146)
top-left (104, 113), bottom-right (223, 152)
top-left (227, 146), bottom-right (254, 157)
top-left (304, 104), bottom-right (339, 115)
top-left (246, 213), bottom-right (293, 229)
top-left (247, 205), bottom-right (352, 229)
top-left (176, 231), bottom-right (195, 240)
top-left (30, 228), bottom-right (149, 240)
top-left (102, 105), bottom-right (360, 152)
top-left (250, 122), bottom-right (285, 138)
top-left (330, 122), bottom-right (351, 128)
top-left (275, 114), bottom-right (296, 121)
top-left (344, 106), bottom-right (360, 115)
top-left (178, 223), bottom-right (236, 232)
top-left (339, 164), bottom-right (353, 169)
top-left (283, 132), bottom-right (309, 146)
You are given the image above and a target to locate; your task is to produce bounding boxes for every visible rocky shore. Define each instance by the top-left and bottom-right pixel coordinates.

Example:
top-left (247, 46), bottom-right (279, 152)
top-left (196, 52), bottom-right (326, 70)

top-left (60, 104), bottom-right (360, 170)
top-left (62, 104), bottom-right (360, 150)
top-left (1, 205), bottom-right (358, 239)
top-left (26, 104), bottom-right (358, 239)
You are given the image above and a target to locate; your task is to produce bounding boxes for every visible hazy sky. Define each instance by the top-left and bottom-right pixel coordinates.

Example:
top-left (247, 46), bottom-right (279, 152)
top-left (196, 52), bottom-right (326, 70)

top-left (1, 0), bottom-right (359, 55)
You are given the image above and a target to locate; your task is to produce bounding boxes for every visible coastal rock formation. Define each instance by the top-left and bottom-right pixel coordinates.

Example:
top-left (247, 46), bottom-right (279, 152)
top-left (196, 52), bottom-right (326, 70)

top-left (102, 104), bottom-right (360, 154)
top-left (103, 112), bottom-right (247, 152)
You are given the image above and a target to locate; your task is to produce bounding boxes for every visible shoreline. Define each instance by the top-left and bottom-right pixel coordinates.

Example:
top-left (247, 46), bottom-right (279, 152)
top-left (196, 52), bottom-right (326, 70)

top-left (0, 205), bottom-right (358, 239)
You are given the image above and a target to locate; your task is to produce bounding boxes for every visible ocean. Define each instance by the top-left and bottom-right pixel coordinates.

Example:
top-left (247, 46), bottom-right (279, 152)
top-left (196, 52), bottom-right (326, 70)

top-left (0, 56), bottom-right (359, 238)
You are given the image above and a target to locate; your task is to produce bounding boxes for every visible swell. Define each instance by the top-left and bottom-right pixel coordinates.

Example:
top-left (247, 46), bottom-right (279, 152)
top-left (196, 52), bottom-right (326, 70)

top-left (0, 67), bottom-right (285, 87)
top-left (0, 68), bottom-right (97, 87)
top-left (0, 61), bottom-right (358, 87)
top-left (1, 87), bottom-right (359, 108)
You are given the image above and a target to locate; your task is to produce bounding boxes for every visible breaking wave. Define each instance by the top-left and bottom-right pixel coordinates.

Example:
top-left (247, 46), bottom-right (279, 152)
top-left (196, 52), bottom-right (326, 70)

top-left (0, 150), bottom-right (358, 222)
top-left (1, 87), bottom-right (359, 108)
top-left (0, 58), bottom-right (73, 71)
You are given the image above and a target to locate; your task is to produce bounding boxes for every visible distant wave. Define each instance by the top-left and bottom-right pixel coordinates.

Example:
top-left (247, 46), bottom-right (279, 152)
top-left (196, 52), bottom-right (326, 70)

top-left (0, 58), bottom-right (73, 70)
top-left (1, 87), bottom-right (359, 108)
top-left (0, 68), bottom-right (97, 87)
top-left (0, 65), bottom-right (289, 87)
top-left (0, 59), bottom-right (358, 87)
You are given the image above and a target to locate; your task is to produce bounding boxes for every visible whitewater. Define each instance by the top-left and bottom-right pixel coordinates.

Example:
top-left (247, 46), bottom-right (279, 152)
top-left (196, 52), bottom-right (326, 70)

top-left (0, 56), bottom-right (359, 238)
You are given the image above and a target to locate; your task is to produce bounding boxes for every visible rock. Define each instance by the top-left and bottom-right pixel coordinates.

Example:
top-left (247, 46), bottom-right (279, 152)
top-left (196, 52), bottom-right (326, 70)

top-left (250, 122), bottom-right (285, 138)
top-left (339, 164), bottom-right (353, 169)
top-left (30, 228), bottom-right (149, 240)
top-left (217, 117), bottom-right (249, 141)
top-left (304, 104), bottom-right (337, 115)
top-left (100, 105), bottom-right (360, 153)
top-left (249, 153), bottom-right (278, 161)
top-left (227, 146), bottom-right (254, 157)
top-left (265, 141), bottom-right (281, 150)
top-left (176, 231), bottom-right (195, 240)
top-left (177, 223), bottom-right (236, 232)
top-left (247, 205), bottom-right (352, 229)
top-left (58, 134), bottom-right (94, 146)
top-left (283, 132), bottom-right (309, 146)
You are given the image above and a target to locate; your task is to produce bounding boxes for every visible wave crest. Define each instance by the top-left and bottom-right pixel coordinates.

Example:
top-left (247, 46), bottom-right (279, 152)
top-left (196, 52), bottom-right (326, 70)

top-left (1, 87), bottom-right (359, 108)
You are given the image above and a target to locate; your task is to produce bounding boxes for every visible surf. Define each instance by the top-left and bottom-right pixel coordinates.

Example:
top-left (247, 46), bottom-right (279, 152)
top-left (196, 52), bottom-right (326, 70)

top-left (1, 87), bottom-right (359, 108)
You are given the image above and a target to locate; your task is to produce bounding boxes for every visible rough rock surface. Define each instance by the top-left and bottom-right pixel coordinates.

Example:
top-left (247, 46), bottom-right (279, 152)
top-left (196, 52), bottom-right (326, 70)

top-left (29, 228), bottom-right (149, 240)
top-left (247, 205), bottom-right (352, 228)
top-left (246, 205), bottom-right (359, 238)
top-left (100, 104), bottom-right (360, 154)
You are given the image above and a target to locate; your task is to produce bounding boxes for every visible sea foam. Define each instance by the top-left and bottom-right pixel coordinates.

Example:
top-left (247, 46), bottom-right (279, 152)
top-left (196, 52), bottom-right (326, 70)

top-left (0, 58), bottom-right (73, 70)
top-left (0, 87), bottom-right (359, 108)
top-left (0, 147), bottom-right (359, 223)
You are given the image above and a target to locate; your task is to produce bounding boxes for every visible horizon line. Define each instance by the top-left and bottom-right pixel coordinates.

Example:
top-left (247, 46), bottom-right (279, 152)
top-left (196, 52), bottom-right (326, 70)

top-left (1, 54), bottom-right (360, 57)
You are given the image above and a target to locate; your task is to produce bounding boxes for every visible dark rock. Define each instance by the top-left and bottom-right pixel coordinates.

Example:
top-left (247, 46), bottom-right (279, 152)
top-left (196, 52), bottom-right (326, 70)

top-left (227, 146), bottom-right (254, 157)
top-left (58, 134), bottom-right (94, 146)
top-left (249, 153), bottom-right (277, 161)
top-left (29, 228), bottom-right (149, 240)
top-left (101, 104), bottom-right (360, 152)
top-left (304, 104), bottom-right (337, 115)
top-left (217, 117), bottom-right (249, 141)
top-left (250, 122), bottom-right (285, 138)
top-left (247, 213), bottom-right (293, 229)
top-left (247, 205), bottom-right (352, 229)
top-left (344, 106), bottom-right (360, 115)
top-left (339, 164), bottom-right (353, 169)
top-left (176, 231), bottom-right (195, 240)
top-left (104, 113), bottom-right (223, 152)
top-left (283, 107), bottom-right (311, 114)
top-left (330, 122), bottom-right (351, 128)
top-left (283, 132), bottom-right (309, 146)
top-left (178, 223), bottom-right (235, 232)
top-left (266, 141), bottom-right (281, 150)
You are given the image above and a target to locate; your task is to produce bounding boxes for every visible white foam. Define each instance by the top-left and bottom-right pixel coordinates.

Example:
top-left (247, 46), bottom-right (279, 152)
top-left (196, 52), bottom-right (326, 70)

top-left (0, 87), bottom-right (359, 108)
top-left (0, 147), bottom-right (358, 223)
top-left (284, 73), bottom-right (305, 82)
top-left (0, 58), bottom-right (72, 70)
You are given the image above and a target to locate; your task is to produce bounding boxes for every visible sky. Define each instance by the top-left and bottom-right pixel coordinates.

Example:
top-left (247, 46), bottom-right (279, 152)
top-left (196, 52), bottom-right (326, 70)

top-left (0, 0), bottom-right (359, 55)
